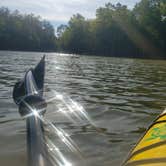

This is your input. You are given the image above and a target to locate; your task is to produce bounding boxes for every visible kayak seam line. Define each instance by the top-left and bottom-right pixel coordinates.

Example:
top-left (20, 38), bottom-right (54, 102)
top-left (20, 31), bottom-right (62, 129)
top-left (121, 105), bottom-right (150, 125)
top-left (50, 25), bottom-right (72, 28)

top-left (153, 113), bottom-right (166, 123)
top-left (124, 157), bottom-right (166, 166)
top-left (125, 140), bottom-right (166, 162)
top-left (147, 120), bottom-right (166, 131)
top-left (122, 114), bottom-right (166, 165)
top-left (125, 120), bottom-right (166, 162)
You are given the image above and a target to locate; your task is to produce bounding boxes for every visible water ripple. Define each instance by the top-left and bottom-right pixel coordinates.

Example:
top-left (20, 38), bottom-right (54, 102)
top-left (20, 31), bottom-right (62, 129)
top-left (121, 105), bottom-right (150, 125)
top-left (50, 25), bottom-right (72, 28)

top-left (0, 51), bottom-right (166, 166)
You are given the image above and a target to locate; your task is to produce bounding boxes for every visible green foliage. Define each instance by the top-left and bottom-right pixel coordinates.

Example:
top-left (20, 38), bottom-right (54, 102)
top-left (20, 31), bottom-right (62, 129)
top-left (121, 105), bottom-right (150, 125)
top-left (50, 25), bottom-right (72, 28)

top-left (58, 0), bottom-right (166, 58)
top-left (58, 14), bottom-right (91, 53)
top-left (0, 0), bottom-right (165, 57)
top-left (0, 7), bottom-right (57, 51)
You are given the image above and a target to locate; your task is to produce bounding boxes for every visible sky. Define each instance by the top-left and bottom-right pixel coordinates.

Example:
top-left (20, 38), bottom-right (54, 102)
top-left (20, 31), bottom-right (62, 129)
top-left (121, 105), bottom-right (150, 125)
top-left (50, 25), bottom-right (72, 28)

top-left (0, 0), bottom-right (140, 29)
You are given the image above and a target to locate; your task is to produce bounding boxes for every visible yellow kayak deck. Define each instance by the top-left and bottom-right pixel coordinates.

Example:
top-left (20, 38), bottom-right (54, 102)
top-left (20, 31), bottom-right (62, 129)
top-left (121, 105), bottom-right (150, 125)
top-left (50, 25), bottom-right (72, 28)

top-left (124, 111), bottom-right (166, 166)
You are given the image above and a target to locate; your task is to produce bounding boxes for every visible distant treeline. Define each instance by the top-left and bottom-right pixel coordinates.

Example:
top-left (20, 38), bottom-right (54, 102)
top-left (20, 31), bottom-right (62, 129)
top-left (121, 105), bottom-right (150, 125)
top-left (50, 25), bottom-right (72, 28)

top-left (0, 0), bottom-right (166, 58)
top-left (57, 0), bottom-right (166, 58)
top-left (0, 7), bottom-right (56, 51)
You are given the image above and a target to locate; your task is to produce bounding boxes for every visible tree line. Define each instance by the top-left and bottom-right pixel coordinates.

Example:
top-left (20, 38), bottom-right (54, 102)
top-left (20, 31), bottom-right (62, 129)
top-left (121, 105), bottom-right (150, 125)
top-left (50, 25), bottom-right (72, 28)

top-left (0, 7), bottom-right (56, 51)
top-left (57, 0), bottom-right (166, 58)
top-left (0, 0), bottom-right (165, 58)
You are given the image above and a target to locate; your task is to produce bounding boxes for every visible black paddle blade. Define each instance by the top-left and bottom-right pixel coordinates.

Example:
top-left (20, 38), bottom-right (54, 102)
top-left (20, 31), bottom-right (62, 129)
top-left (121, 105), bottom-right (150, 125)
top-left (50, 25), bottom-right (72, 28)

top-left (13, 55), bottom-right (45, 105)
top-left (33, 55), bottom-right (45, 96)
top-left (13, 80), bottom-right (25, 105)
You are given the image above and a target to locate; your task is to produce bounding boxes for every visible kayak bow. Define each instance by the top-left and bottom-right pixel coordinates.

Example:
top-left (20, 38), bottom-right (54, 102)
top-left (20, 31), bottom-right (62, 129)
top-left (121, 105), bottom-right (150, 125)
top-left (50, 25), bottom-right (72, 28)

top-left (13, 56), bottom-right (53, 166)
top-left (124, 110), bottom-right (166, 166)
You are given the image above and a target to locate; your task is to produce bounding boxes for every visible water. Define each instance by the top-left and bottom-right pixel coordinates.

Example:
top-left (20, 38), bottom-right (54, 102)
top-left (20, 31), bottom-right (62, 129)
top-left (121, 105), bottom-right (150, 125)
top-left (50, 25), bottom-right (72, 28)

top-left (0, 51), bottom-right (166, 166)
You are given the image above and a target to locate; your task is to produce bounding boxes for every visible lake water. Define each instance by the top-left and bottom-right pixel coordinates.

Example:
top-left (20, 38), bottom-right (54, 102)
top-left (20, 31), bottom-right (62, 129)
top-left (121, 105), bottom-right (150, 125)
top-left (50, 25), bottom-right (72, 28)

top-left (0, 51), bottom-right (166, 166)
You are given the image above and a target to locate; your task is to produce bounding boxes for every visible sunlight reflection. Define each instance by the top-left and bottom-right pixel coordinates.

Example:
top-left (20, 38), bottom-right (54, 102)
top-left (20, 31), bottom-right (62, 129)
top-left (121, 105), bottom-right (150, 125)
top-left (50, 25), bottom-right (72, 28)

top-left (21, 89), bottom-right (95, 166)
top-left (47, 139), bottom-right (73, 166)
top-left (46, 90), bottom-right (95, 126)
top-left (21, 99), bottom-right (81, 165)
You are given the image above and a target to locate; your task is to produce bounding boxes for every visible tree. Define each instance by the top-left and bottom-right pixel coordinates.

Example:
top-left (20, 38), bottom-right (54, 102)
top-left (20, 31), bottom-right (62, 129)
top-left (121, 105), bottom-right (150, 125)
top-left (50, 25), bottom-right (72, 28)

top-left (0, 7), bottom-right (57, 51)
top-left (58, 14), bottom-right (91, 54)
top-left (133, 0), bottom-right (166, 56)
top-left (57, 0), bottom-right (166, 58)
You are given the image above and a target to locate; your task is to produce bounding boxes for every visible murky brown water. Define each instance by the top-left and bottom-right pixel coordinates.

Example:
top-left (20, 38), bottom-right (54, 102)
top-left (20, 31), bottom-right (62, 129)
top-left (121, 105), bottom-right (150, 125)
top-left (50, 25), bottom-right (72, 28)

top-left (0, 51), bottom-right (166, 166)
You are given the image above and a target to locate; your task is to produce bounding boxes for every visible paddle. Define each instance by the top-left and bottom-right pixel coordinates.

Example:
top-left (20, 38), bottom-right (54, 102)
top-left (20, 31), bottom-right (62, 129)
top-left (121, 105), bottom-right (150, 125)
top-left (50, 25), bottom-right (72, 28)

top-left (13, 56), bottom-right (53, 166)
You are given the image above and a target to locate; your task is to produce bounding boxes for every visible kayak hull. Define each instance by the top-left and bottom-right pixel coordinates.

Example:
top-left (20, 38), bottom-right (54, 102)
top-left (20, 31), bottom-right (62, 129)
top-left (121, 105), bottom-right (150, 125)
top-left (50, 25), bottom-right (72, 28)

top-left (124, 111), bottom-right (166, 166)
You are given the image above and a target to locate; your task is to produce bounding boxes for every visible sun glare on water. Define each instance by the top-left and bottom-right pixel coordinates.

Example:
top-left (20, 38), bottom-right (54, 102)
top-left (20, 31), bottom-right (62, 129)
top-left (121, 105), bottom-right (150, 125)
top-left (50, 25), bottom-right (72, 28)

top-left (22, 90), bottom-right (95, 166)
